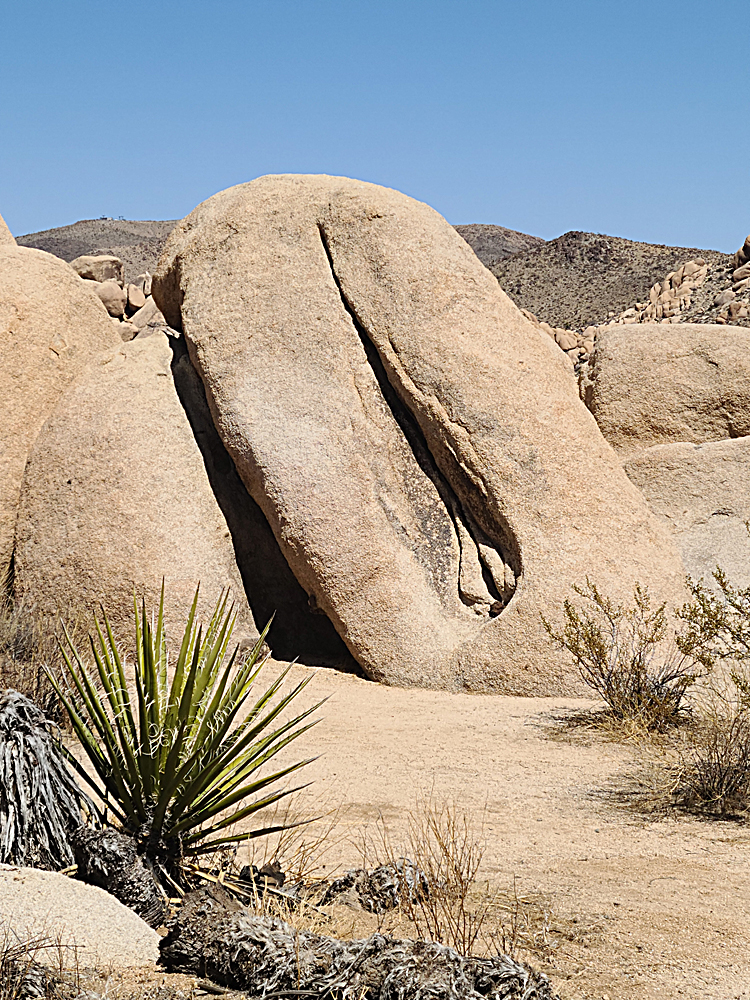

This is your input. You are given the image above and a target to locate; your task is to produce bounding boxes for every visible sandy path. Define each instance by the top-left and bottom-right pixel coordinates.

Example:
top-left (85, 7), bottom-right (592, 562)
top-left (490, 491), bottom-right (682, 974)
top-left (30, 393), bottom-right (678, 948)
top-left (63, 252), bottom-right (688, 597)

top-left (260, 664), bottom-right (750, 1000)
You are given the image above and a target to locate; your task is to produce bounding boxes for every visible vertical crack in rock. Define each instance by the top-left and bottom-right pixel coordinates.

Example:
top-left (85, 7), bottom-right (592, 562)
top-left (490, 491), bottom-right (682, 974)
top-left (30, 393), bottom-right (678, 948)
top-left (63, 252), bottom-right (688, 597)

top-left (169, 335), bottom-right (361, 670)
top-left (317, 225), bottom-right (515, 617)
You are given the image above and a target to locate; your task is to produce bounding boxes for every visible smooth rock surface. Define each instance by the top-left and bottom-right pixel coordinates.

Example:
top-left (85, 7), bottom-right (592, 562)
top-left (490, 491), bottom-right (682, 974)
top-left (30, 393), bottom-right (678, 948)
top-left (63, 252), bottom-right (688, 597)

top-left (70, 253), bottom-right (124, 284)
top-left (582, 323), bottom-right (750, 456)
top-left (14, 331), bottom-right (254, 641)
top-left (95, 278), bottom-right (127, 317)
top-left (0, 212), bottom-right (15, 246)
top-left (129, 295), bottom-right (165, 330)
top-left (153, 174), bottom-right (687, 694)
top-left (624, 436), bottom-right (750, 589)
top-left (0, 864), bottom-right (160, 968)
top-left (0, 245), bottom-right (119, 577)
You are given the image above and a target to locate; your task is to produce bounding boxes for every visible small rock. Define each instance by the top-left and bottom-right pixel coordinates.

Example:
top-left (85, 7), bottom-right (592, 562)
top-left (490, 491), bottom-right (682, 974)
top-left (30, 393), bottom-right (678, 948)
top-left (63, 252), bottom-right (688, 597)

top-left (128, 296), bottom-right (166, 330)
top-left (118, 321), bottom-right (139, 341)
top-left (70, 254), bottom-right (124, 284)
top-left (133, 271), bottom-right (153, 296)
top-left (714, 289), bottom-right (736, 308)
top-left (126, 282), bottom-right (146, 311)
top-left (96, 280), bottom-right (127, 317)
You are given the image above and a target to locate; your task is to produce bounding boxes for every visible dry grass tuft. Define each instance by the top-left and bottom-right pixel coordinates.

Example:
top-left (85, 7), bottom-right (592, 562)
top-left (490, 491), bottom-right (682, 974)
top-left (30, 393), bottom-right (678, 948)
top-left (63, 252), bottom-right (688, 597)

top-left (0, 590), bottom-right (86, 726)
top-left (0, 925), bottom-right (81, 1000)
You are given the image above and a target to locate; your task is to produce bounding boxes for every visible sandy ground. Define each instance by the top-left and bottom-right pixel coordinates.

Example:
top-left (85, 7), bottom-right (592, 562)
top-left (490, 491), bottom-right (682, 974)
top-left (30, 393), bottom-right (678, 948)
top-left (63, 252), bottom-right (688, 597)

top-left (239, 663), bottom-right (750, 1000)
top-left (57, 660), bottom-right (750, 1000)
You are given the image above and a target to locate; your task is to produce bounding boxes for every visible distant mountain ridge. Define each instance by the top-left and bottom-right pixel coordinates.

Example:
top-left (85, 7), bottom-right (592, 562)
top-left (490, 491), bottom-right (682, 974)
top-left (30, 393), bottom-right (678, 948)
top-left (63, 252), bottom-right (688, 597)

top-left (16, 217), bottom-right (736, 331)
top-left (17, 219), bottom-right (178, 283)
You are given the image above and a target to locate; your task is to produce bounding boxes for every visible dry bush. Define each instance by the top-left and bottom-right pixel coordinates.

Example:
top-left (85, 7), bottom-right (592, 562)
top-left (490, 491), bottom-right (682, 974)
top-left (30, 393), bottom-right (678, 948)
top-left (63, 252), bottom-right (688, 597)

top-left (543, 580), bottom-right (708, 732)
top-left (664, 671), bottom-right (750, 818)
top-left (0, 925), bottom-right (81, 1000)
top-left (352, 801), bottom-right (567, 966)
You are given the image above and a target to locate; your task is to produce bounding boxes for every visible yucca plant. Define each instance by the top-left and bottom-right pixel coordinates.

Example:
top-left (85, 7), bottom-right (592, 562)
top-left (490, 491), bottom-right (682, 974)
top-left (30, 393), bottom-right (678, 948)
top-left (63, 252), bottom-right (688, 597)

top-left (46, 586), bottom-right (322, 882)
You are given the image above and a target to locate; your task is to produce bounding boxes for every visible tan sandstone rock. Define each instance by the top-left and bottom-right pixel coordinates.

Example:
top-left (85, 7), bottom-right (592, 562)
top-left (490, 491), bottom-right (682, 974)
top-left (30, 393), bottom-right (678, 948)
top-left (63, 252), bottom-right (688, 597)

top-left (0, 212), bottom-right (15, 246)
top-left (0, 864), bottom-right (159, 968)
top-left (129, 294), bottom-right (165, 331)
top-left (153, 174), bottom-right (687, 695)
top-left (624, 437), bottom-right (750, 589)
top-left (0, 246), bottom-right (120, 578)
top-left (70, 254), bottom-right (124, 284)
top-left (95, 278), bottom-right (128, 317)
top-left (583, 323), bottom-right (750, 457)
top-left (13, 331), bottom-right (254, 642)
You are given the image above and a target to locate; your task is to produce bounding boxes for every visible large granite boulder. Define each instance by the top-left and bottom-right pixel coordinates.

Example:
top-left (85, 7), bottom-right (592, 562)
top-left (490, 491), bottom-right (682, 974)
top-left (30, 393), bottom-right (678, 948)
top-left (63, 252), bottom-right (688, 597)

top-left (0, 212), bottom-right (15, 246)
top-left (13, 332), bottom-right (254, 641)
top-left (624, 437), bottom-right (750, 589)
top-left (582, 323), bottom-right (750, 457)
top-left (0, 245), bottom-right (119, 578)
top-left (153, 174), bottom-right (687, 694)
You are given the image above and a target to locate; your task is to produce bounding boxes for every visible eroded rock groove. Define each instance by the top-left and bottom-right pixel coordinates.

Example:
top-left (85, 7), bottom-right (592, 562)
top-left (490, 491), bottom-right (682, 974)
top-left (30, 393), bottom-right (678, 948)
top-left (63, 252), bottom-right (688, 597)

top-left (169, 335), bottom-right (359, 668)
top-left (317, 224), bottom-right (515, 617)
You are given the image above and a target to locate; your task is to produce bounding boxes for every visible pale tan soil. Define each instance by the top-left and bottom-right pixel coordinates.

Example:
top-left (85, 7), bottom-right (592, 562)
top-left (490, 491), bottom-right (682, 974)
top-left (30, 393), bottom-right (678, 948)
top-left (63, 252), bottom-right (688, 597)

top-left (59, 661), bottom-right (750, 999)
top-left (244, 663), bottom-right (750, 1000)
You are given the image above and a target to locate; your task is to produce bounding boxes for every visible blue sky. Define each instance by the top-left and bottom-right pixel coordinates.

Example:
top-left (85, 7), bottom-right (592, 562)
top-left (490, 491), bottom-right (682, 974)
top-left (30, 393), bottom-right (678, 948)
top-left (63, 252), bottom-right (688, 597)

top-left (1, 0), bottom-right (748, 250)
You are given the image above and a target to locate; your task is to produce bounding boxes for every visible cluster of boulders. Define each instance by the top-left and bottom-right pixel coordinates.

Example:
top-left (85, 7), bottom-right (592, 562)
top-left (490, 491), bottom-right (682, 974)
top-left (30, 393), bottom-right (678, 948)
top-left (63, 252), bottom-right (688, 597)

top-left (0, 177), bottom-right (689, 696)
top-left (580, 319), bottom-right (750, 588)
top-left (594, 234), bottom-right (750, 330)
top-left (519, 308), bottom-right (596, 365)
top-left (68, 253), bottom-right (167, 340)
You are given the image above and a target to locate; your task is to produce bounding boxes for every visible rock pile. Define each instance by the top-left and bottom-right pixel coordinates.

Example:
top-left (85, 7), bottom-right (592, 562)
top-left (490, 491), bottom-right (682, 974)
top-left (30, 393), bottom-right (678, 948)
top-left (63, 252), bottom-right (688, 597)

top-left (68, 254), bottom-right (167, 341)
top-left (1, 176), bottom-right (691, 694)
top-left (593, 233), bottom-right (750, 330)
top-left (519, 308), bottom-right (596, 367)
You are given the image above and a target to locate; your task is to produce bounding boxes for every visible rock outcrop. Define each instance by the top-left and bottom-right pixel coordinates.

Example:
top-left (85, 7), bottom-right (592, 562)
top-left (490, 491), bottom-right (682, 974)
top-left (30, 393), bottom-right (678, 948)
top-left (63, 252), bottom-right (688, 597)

top-left (581, 323), bottom-right (750, 457)
top-left (0, 212), bottom-right (15, 246)
top-left (624, 437), bottom-right (750, 589)
top-left (153, 174), bottom-right (687, 694)
top-left (13, 332), bottom-right (254, 641)
top-left (0, 245), bottom-right (120, 578)
top-left (0, 864), bottom-right (160, 968)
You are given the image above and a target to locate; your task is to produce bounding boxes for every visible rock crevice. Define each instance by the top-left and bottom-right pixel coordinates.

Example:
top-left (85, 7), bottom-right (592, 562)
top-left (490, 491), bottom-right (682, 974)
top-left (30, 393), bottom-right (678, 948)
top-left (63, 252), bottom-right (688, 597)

top-left (317, 222), bottom-right (515, 617)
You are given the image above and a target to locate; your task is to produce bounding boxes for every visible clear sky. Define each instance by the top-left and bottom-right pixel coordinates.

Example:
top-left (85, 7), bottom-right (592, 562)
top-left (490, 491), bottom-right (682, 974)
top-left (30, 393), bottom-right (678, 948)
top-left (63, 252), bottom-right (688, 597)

top-left (1, 0), bottom-right (748, 251)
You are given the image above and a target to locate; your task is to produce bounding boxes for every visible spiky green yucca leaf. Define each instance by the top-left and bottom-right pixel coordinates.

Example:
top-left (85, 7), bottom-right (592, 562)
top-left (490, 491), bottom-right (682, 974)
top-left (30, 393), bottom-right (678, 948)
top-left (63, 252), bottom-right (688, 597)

top-left (45, 586), bottom-right (322, 865)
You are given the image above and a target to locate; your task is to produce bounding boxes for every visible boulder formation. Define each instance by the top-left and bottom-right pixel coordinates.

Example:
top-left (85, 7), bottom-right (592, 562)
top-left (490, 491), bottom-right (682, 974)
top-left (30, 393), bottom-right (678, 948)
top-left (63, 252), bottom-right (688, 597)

top-left (0, 245), bottom-right (120, 579)
top-left (153, 174), bottom-right (687, 694)
top-left (13, 332), bottom-right (255, 641)
top-left (625, 437), bottom-right (750, 589)
top-left (581, 323), bottom-right (750, 457)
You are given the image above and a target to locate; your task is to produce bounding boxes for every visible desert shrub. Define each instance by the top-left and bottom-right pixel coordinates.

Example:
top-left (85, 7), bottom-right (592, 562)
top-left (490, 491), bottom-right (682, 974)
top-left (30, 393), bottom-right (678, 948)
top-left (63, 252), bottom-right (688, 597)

top-left (677, 568), bottom-right (750, 669)
top-left (47, 585), bottom-right (322, 885)
top-left (673, 695), bottom-right (750, 817)
top-left (542, 580), bottom-right (708, 731)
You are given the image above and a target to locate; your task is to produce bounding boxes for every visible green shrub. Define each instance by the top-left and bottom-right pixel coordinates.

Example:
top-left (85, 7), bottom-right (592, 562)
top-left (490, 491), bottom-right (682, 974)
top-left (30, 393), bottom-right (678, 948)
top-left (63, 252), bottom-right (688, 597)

top-left (542, 580), bottom-right (708, 731)
top-left (47, 586), bottom-right (321, 881)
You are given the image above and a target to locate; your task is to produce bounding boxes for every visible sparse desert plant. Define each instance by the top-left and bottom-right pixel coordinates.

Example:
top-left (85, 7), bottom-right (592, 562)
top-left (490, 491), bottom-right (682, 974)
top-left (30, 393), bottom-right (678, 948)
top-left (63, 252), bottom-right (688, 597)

top-left (0, 591), bottom-right (64, 723)
top-left (0, 925), bottom-right (82, 1000)
top-left (677, 568), bottom-right (750, 670)
top-left (0, 689), bottom-right (95, 869)
top-left (542, 580), bottom-right (709, 731)
top-left (46, 585), bottom-right (322, 885)
top-left (674, 699), bottom-right (750, 817)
